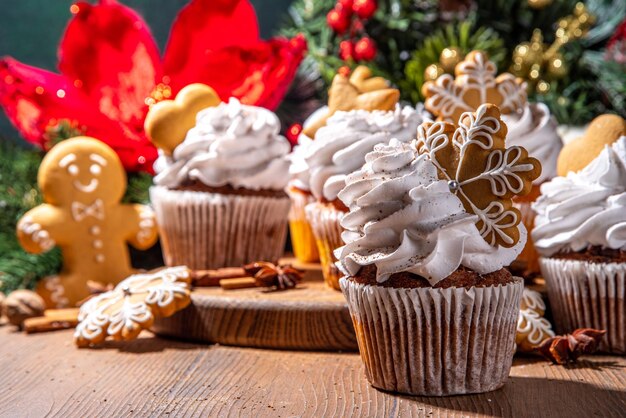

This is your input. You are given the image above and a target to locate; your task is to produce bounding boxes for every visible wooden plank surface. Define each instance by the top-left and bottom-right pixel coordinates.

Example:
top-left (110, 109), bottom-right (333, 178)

top-left (0, 327), bottom-right (624, 417)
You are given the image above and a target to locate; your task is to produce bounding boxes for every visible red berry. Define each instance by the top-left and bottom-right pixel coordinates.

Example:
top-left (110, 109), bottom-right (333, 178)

top-left (354, 37), bottom-right (377, 61)
top-left (286, 123), bottom-right (303, 145)
top-left (326, 8), bottom-right (350, 34)
top-left (352, 0), bottom-right (377, 19)
top-left (339, 40), bottom-right (355, 61)
top-left (337, 0), bottom-right (353, 10)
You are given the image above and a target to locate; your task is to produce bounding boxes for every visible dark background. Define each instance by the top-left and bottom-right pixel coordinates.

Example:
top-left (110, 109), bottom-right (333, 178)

top-left (0, 0), bottom-right (294, 141)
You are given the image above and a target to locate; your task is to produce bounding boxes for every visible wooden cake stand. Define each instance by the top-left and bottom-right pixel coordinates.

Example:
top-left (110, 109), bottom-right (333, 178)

top-left (152, 259), bottom-right (359, 351)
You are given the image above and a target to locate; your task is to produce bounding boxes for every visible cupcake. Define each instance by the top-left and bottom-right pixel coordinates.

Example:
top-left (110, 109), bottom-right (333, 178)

top-left (503, 102), bottom-right (562, 277)
top-left (286, 134), bottom-right (319, 263)
top-left (422, 50), bottom-right (561, 278)
top-left (145, 84), bottom-right (291, 270)
top-left (338, 104), bottom-right (540, 396)
top-left (295, 67), bottom-right (427, 289)
top-left (533, 115), bottom-right (626, 353)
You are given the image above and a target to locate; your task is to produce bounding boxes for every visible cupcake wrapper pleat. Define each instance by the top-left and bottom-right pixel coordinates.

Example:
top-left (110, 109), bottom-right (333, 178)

top-left (540, 257), bottom-right (626, 354)
top-left (150, 186), bottom-right (290, 270)
top-left (305, 203), bottom-right (344, 290)
top-left (340, 277), bottom-right (523, 396)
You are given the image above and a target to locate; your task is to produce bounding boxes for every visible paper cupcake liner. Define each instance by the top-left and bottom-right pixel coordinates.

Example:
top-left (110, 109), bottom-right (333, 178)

top-left (340, 277), bottom-right (523, 396)
top-left (286, 188), bottom-right (319, 263)
top-left (539, 257), bottom-right (626, 354)
top-left (305, 203), bottom-right (345, 290)
top-left (512, 186), bottom-right (540, 277)
top-left (150, 186), bottom-right (290, 270)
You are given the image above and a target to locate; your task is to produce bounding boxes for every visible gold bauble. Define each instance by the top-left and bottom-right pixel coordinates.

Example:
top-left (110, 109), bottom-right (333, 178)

top-left (424, 63), bottom-right (445, 82)
top-left (546, 54), bottom-right (568, 79)
top-left (537, 80), bottom-right (551, 94)
top-left (528, 0), bottom-right (552, 9)
top-left (439, 47), bottom-right (463, 73)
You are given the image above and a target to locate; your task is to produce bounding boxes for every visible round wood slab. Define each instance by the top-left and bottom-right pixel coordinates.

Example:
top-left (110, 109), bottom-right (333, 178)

top-left (152, 261), bottom-right (358, 351)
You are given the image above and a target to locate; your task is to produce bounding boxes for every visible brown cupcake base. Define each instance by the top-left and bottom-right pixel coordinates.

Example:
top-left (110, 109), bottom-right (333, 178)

top-left (341, 274), bottom-right (523, 396)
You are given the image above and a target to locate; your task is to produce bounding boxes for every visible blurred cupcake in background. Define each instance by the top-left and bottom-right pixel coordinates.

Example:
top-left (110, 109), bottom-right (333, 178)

top-left (146, 84), bottom-right (291, 270)
top-left (533, 114), bottom-right (626, 353)
top-left (291, 66), bottom-right (428, 289)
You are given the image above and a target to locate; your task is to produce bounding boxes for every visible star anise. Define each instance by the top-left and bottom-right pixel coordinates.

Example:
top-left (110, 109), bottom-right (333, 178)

top-left (536, 328), bottom-right (606, 365)
top-left (243, 262), bottom-right (304, 291)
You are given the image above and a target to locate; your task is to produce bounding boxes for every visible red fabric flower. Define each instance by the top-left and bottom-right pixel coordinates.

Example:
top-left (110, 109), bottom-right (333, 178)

top-left (0, 0), bottom-right (306, 172)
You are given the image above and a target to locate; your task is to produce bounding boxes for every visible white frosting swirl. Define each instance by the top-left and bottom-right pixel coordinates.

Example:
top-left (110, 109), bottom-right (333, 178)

top-left (532, 137), bottom-right (626, 256)
top-left (153, 98), bottom-right (291, 190)
top-left (290, 104), bottom-right (427, 201)
top-left (335, 139), bottom-right (525, 285)
top-left (502, 103), bottom-right (562, 184)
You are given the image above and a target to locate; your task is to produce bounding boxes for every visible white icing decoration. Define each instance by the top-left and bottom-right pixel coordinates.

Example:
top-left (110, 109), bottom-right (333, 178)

top-left (19, 215), bottom-right (55, 251)
top-left (45, 276), bottom-right (69, 308)
top-left (95, 254), bottom-right (105, 263)
top-left (417, 104), bottom-right (534, 246)
top-left (71, 199), bottom-right (105, 222)
top-left (425, 52), bottom-right (527, 122)
top-left (518, 309), bottom-right (555, 345)
top-left (89, 154), bottom-right (108, 166)
top-left (75, 266), bottom-right (190, 343)
top-left (58, 153), bottom-right (77, 168)
top-left (136, 207), bottom-right (155, 243)
top-left (73, 178), bottom-right (99, 193)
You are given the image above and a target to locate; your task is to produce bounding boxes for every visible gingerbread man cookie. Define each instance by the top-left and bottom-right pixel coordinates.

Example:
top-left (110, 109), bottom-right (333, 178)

top-left (17, 137), bottom-right (159, 308)
top-left (422, 51), bottom-right (527, 124)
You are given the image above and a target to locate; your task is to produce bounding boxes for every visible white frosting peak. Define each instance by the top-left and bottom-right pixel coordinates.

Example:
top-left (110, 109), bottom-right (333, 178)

top-left (336, 139), bottom-right (524, 285)
top-left (153, 98), bottom-right (291, 191)
top-left (502, 103), bottom-right (562, 184)
top-left (289, 104), bottom-right (428, 200)
top-left (532, 137), bottom-right (626, 256)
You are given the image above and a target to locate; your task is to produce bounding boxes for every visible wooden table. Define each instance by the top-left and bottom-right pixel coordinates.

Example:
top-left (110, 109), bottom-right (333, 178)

top-left (0, 327), bottom-right (624, 417)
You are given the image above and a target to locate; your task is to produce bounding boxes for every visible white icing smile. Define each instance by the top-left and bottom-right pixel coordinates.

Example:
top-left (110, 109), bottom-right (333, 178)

top-left (73, 179), bottom-right (99, 193)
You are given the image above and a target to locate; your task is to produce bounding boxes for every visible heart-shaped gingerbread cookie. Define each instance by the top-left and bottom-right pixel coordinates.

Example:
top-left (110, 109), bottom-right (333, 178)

top-left (144, 83), bottom-right (221, 155)
top-left (557, 114), bottom-right (626, 176)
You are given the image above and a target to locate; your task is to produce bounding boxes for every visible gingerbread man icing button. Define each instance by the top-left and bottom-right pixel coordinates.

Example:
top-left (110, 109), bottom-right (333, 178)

top-left (16, 137), bottom-right (159, 308)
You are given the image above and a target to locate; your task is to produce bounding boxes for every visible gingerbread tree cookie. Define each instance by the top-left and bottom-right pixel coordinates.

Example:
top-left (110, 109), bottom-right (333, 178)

top-left (17, 137), bottom-right (159, 308)
top-left (302, 66), bottom-right (400, 138)
top-left (415, 104), bottom-right (541, 247)
top-left (75, 266), bottom-right (191, 347)
top-left (422, 51), bottom-right (527, 123)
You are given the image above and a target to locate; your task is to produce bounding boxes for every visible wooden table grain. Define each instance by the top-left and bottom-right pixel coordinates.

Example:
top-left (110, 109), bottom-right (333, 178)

top-left (0, 326), bottom-right (624, 418)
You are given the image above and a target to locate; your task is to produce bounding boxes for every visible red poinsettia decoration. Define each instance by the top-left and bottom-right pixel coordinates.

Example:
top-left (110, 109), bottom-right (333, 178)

top-left (0, 0), bottom-right (306, 172)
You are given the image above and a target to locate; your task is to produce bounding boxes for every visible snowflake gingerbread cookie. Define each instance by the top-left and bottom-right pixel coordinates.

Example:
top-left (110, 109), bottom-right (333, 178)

top-left (415, 103), bottom-right (541, 247)
top-left (17, 137), bottom-right (159, 308)
top-left (75, 266), bottom-right (191, 347)
top-left (422, 51), bottom-right (527, 124)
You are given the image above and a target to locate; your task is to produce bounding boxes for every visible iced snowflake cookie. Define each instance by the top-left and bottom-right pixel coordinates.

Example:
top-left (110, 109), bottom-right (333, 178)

top-left (516, 289), bottom-right (555, 353)
top-left (16, 137), bottom-right (158, 308)
top-left (422, 51), bottom-right (527, 124)
top-left (74, 266), bottom-right (191, 347)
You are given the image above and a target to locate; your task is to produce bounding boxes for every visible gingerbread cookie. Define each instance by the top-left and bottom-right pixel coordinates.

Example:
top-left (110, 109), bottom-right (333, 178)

top-left (17, 137), bottom-right (159, 308)
top-left (302, 66), bottom-right (400, 138)
top-left (516, 288), bottom-right (555, 353)
top-left (422, 51), bottom-right (527, 124)
top-left (415, 104), bottom-right (541, 247)
top-left (557, 114), bottom-right (626, 176)
top-left (74, 266), bottom-right (191, 347)
top-left (144, 83), bottom-right (221, 155)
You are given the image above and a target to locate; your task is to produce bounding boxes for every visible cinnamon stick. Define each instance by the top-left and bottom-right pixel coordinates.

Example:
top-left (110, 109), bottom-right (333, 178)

top-left (219, 277), bottom-right (257, 290)
top-left (193, 267), bottom-right (248, 287)
top-left (23, 308), bottom-right (80, 334)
